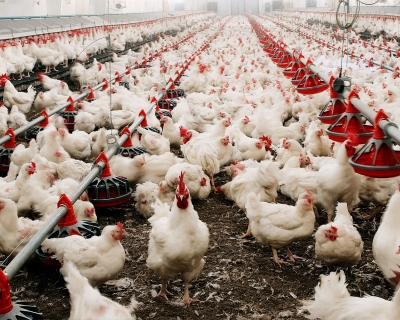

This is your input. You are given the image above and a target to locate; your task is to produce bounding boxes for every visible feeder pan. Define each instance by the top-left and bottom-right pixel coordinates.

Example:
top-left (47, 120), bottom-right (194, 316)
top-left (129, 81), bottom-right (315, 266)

top-left (36, 194), bottom-right (100, 267)
top-left (158, 99), bottom-right (177, 110)
top-left (0, 128), bottom-right (16, 177)
top-left (291, 58), bottom-right (312, 86)
top-left (295, 67), bottom-right (329, 95)
top-left (86, 86), bottom-right (96, 102)
top-left (0, 269), bottom-right (43, 320)
top-left (57, 96), bottom-right (77, 132)
top-left (119, 81), bottom-right (130, 90)
top-left (350, 109), bottom-right (400, 178)
top-left (263, 41), bottom-right (276, 53)
top-left (166, 88), bottom-right (185, 99)
top-left (86, 152), bottom-right (132, 208)
top-left (276, 52), bottom-right (292, 68)
top-left (118, 126), bottom-right (147, 158)
top-left (325, 90), bottom-right (374, 143)
top-left (283, 53), bottom-right (305, 78)
top-left (318, 76), bottom-right (347, 124)
top-left (25, 110), bottom-right (49, 141)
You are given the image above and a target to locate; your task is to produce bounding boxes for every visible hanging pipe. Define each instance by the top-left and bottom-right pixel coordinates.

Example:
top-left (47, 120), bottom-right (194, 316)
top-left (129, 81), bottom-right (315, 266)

top-left (248, 14), bottom-right (400, 145)
top-left (260, 15), bottom-right (396, 73)
top-left (3, 16), bottom-right (231, 282)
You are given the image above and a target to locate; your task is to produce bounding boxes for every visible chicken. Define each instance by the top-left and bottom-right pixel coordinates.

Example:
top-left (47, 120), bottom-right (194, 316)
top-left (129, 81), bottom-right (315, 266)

top-left (41, 223), bottom-right (126, 287)
top-left (161, 116), bottom-right (182, 147)
top-left (317, 138), bottom-right (361, 222)
top-left (28, 40), bottom-right (64, 73)
top-left (38, 73), bottom-right (72, 95)
top-left (136, 126), bottom-right (170, 155)
top-left (180, 131), bottom-right (220, 189)
top-left (275, 138), bottom-right (304, 167)
top-left (57, 128), bottom-right (91, 160)
top-left (0, 197), bottom-right (45, 257)
top-left (245, 190), bottom-right (315, 266)
top-left (38, 126), bottom-right (71, 163)
top-left (231, 127), bottom-right (272, 162)
top-left (109, 154), bottom-right (146, 185)
top-left (7, 105), bottom-right (28, 130)
top-left (300, 270), bottom-right (400, 320)
top-left (74, 110), bottom-right (96, 133)
top-left (10, 139), bottom-right (38, 168)
top-left (55, 158), bottom-right (92, 181)
top-left (2, 80), bottom-right (35, 113)
top-left (165, 162), bottom-right (211, 200)
top-left (146, 172), bottom-right (209, 304)
top-left (373, 187), bottom-right (400, 286)
top-left (304, 126), bottom-right (333, 157)
top-left (60, 261), bottom-right (137, 320)
top-left (315, 203), bottom-right (364, 267)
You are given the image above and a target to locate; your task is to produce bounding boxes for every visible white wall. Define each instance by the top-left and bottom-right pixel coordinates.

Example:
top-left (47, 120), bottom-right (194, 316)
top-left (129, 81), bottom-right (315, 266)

top-left (0, 0), bottom-right (48, 17)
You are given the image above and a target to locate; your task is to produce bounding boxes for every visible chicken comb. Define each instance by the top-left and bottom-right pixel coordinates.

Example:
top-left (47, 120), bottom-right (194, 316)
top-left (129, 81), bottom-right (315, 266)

top-left (178, 172), bottom-right (186, 194)
top-left (117, 221), bottom-right (124, 232)
top-left (331, 225), bottom-right (338, 233)
top-left (179, 126), bottom-right (188, 137)
top-left (37, 72), bottom-right (45, 82)
top-left (30, 161), bottom-right (36, 169)
top-left (259, 135), bottom-right (272, 145)
top-left (0, 74), bottom-right (9, 87)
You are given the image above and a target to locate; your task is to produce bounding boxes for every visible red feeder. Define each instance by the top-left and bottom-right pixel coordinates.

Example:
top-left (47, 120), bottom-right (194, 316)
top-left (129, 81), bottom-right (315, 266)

top-left (118, 126), bottom-right (147, 158)
top-left (350, 109), bottom-right (400, 178)
top-left (36, 194), bottom-right (100, 266)
top-left (0, 268), bottom-right (43, 319)
top-left (318, 76), bottom-right (347, 124)
top-left (86, 152), bottom-right (132, 208)
top-left (325, 90), bottom-right (374, 143)
top-left (271, 44), bottom-right (286, 63)
top-left (291, 57), bottom-right (312, 86)
top-left (101, 78), bottom-right (109, 91)
top-left (295, 66), bottom-right (329, 95)
top-left (57, 96), bottom-right (77, 132)
top-left (25, 110), bottom-right (49, 140)
top-left (276, 52), bottom-right (292, 68)
top-left (263, 40), bottom-right (277, 53)
top-left (0, 128), bottom-right (16, 176)
top-left (284, 53), bottom-right (305, 79)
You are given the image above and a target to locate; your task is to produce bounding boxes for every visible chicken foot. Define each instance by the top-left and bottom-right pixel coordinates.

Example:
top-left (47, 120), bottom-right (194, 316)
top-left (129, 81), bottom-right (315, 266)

top-left (271, 248), bottom-right (288, 267)
top-left (183, 282), bottom-right (198, 305)
top-left (210, 174), bottom-right (216, 192)
top-left (157, 279), bottom-right (172, 301)
top-left (239, 222), bottom-right (252, 239)
top-left (365, 205), bottom-right (384, 220)
top-left (285, 246), bottom-right (305, 262)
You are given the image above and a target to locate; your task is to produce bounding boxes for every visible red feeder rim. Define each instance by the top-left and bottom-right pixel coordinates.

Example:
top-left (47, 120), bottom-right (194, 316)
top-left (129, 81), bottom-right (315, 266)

top-left (277, 52), bottom-right (292, 68)
top-left (120, 126), bottom-right (133, 147)
top-left (296, 73), bottom-right (329, 95)
top-left (3, 128), bottom-right (16, 149)
top-left (57, 194), bottom-right (79, 229)
top-left (325, 90), bottom-right (374, 143)
top-left (95, 152), bottom-right (112, 178)
top-left (350, 109), bottom-right (400, 178)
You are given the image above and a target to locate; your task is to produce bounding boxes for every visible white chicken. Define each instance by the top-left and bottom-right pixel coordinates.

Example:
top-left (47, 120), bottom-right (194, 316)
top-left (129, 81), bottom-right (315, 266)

top-left (146, 173), bottom-right (209, 304)
top-left (136, 126), bottom-right (170, 155)
top-left (2, 80), bottom-right (35, 113)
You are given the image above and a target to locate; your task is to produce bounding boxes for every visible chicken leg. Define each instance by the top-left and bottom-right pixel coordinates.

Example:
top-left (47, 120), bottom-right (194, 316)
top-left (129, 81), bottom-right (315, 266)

top-left (285, 246), bottom-right (305, 262)
top-left (271, 248), bottom-right (288, 267)
top-left (239, 222), bottom-right (252, 239)
top-left (182, 282), bottom-right (198, 305)
top-left (157, 279), bottom-right (172, 301)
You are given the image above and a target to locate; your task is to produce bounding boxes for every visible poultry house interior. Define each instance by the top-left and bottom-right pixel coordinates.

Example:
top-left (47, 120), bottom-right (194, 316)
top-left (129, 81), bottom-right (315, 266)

top-left (1, 0), bottom-right (400, 319)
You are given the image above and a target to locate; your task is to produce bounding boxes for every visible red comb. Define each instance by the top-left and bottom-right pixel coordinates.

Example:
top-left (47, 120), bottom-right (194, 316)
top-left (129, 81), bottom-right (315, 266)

top-left (0, 74), bottom-right (9, 87)
top-left (117, 222), bottom-right (124, 231)
top-left (178, 172), bottom-right (186, 194)
top-left (331, 225), bottom-right (338, 233)
top-left (30, 161), bottom-right (36, 169)
top-left (179, 126), bottom-right (188, 137)
top-left (259, 135), bottom-right (272, 145)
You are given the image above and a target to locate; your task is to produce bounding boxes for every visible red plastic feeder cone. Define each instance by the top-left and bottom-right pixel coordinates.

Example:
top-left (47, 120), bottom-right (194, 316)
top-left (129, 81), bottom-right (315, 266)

top-left (276, 52), bottom-right (292, 68)
top-left (325, 90), bottom-right (374, 143)
top-left (57, 96), bottom-right (77, 132)
top-left (86, 152), bottom-right (132, 208)
top-left (0, 128), bottom-right (16, 177)
top-left (350, 109), bottom-right (400, 178)
top-left (295, 67), bottom-right (329, 95)
top-left (271, 45), bottom-right (286, 63)
top-left (118, 126), bottom-right (147, 158)
top-left (36, 194), bottom-right (100, 266)
top-left (318, 76), bottom-right (347, 124)
top-left (25, 110), bottom-right (49, 141)
top-left (101, 78), bottom-right (109, 90)
top-left (86, 86), bottom-right (96, 101)
top-left (283, 53), bottom-right (305, 78)
top-left (291, 58), bottom-right (312, 86)
top-left (0, 269), bottom-right (43, 319)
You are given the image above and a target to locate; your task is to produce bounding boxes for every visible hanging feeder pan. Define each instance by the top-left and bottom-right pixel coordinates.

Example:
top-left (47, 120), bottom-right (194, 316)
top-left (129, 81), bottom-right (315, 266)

top-left (156, 109), bottom-right (172, 119)
top-left (283, 53), bottom-right (305, 78)
top-left (263, 41), bottom-right (276, 53)
top-left (57, 97), bottom-right (77, 133)
top-left (295, 68), bottom-right (329, 95)
top-left (276, 52), bottom-right (292, 68)
top-left (318, 76), bottom-right (347, 124)
top-left (271, 48), bottom-right (284, 63)
top-left (86, 152), bottom-right (132, 208)
top-left (0, 268), bottom-right (43, 320)
top-left (325, 90), bottom-right (374, 143)
top-left (291, 66), bottom-right (308, 86)
top-left (268, 46), bottom-right (280, 59)
top-left (350, 109), bottom-right (400, 178)
top-left (118, 127), bottom-right (147, 158)
top-left (158, 99), bottom-right (177, 110)
top-left (36, 194), bottom-right (100, 267)
top-left (0, 128), bottom-right (16, 177)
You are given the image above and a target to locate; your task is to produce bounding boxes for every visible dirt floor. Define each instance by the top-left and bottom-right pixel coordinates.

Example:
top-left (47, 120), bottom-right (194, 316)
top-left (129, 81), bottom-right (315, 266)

top-left (3, 166), bottom-right (394, 319)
